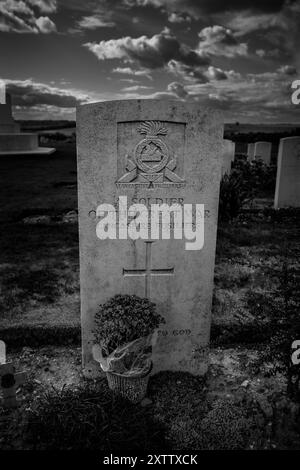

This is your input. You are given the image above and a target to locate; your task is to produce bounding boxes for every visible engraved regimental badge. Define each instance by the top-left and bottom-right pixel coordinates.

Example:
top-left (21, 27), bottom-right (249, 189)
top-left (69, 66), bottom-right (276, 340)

top-left (117, 121), bottom-right (185, 188)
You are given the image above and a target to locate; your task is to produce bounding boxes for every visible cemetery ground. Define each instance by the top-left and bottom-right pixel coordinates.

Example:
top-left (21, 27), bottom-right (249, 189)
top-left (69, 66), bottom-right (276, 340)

top-left (0, 141), bottom-right (300, 450)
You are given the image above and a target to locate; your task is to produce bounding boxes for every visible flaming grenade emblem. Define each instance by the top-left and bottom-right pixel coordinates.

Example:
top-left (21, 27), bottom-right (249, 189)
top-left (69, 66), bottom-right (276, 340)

top-left (117, 121), bottom-right (184, 186)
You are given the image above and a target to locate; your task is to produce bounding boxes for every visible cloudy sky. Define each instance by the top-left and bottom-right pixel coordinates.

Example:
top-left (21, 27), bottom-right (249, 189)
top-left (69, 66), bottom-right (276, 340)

top-left (1, 0), bottom-right (300, 122)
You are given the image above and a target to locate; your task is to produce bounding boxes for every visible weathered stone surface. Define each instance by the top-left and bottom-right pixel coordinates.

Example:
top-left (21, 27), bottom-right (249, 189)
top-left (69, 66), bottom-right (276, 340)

top-left (77, 99), bottom-right (223, 377)
top-left (254, 141), bottom-right (272, 165)
top-left (0, 133), bottom-right (38, 151)
top-left (274, 136), bottom-right (300, 208)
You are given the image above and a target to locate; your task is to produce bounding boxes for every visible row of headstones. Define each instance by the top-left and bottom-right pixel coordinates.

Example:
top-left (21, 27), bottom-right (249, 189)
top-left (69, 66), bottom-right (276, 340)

top-left (247, 141), bottom-right (272, 165)
top-left (222, 137), bottom-right (300, 209)
top-left (221, 140), bottom-right (273, 176)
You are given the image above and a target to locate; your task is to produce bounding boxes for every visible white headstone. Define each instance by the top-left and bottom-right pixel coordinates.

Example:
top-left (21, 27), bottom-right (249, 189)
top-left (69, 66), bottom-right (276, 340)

top-left (0, 80), bottom-right (5, 104)
top-left (254, 141), bottom-right (272, 165)
top-left (274, 136), bottom-right (300, 208)
top-left (77, 99), bottom-right (224, 377)
top-left (247, 143), bottom-right (255, 161)
top-left (0, 340), bottom-right (5, 364)
top-left (221, 139), bottom-right (235, 177)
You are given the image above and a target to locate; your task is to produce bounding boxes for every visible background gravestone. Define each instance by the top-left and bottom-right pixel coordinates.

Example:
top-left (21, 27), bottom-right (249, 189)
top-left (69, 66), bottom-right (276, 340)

top-left (254, 141), bottom-right (272, 165)
top-left (221, 139), bottom-right (235, 177)
top-left (0, 340), bottom-right (5, 364)
top-left (77, 99), bottom-right (223, 377)
top-left (274, 136), bottom-right (300, 208)
top-left (0, 93), bottom-right (20, 133)
top-left (0, 92), bottom-right (55, 156)
top-left (247, 143), bottom-right (255, 161)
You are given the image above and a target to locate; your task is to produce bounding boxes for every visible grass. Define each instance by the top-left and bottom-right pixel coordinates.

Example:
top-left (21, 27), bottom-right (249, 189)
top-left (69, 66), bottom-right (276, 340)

top-left (0, 222), bottom-right (79, 326)
top-left (24, 381), bottom-right (167, 451)
top-left (0, 143), bottom-right (77, 221)
top-left (18, 370), bottom-right (299, 450)
top-left (213, 209), bottom-right (300, 344)
top-left (0, 142), bottom-right (299, 347)
top-left (0, 143), bottom-right (80, 338)
top-left (1, 344), bottom-right (299, 450)
top-left (1, 141), bottom-right (300, 450)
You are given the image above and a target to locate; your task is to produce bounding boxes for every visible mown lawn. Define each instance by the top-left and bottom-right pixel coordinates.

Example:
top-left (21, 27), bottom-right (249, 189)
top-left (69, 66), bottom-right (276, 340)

top-left (0, 142), bottom-right (300, 450)
top-left (0, 142), bottom-right (299, 347)
top-left (0, 143), bottom-right (80, 330)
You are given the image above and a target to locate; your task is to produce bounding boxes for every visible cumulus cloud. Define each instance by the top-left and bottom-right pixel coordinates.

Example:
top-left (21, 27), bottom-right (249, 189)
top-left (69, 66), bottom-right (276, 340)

top-left (168, 11), bottom-right (191, 23)
top-left (117, 64), bottom-right (300, 122)
top-left (184, 66), bottom-right (300, 121)
top-left (4, 78), bottom-right (89, 107)
top-left (77, 15), bottom-right (115, 29)
top-left (168, 60), bottom-right (238, 83)
top-left (119, 78), bottom-right (139, 83)
top-left (256, 49), bottom-right (266, 58)
top-left (223, 11), bottom-right (288, 36)
top-left (167, 81), bottom-right (188, 98)
top-left (205, 66), bottom-right (228, 80)
top-left (27, 0), bottom-right (57, 14)
top-left (91, 27), bottom-right (245, 84)
top-left (85, 28), bottom-right (217, 85)
top-left (220, 2), bottom-right (300, 61)
top-left (197, 26), bottom-right (248, 58)
top-left (116, 64), bottom-right (299, 122)
top-left (221, 1), bottom-right (300, 36)
top-left (278, 65), bottom-right (297, 75)
top-left (118, 80), bottom-right (190, 101)
top-left (123, 0), bottom-right (288, 17)
top-left (121, 84), bottom-right (153, 91)
top-left (167, 59), bottom-right (208, 83)
top-left (84, 28), bottom-right (210, 70)
top-left (35, 16), bottom-right (56, 32)
top-left (112, 67), bottom-right (153, 79)
top-left (0, 0), bottom-right (57, 33)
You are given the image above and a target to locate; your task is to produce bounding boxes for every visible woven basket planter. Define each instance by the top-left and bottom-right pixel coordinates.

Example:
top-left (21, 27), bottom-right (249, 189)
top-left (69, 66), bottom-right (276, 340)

top-left (106, 362), bottom-right (152, 404)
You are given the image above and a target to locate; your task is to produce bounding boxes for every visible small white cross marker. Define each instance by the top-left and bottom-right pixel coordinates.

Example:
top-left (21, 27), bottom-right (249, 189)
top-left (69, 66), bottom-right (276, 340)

top-left (0, 341), bottom-right (27, 408)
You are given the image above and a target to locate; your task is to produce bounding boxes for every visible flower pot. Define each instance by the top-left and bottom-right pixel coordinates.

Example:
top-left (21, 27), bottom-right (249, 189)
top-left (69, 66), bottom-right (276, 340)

top-left (106, 362), bottom-right (152, 404)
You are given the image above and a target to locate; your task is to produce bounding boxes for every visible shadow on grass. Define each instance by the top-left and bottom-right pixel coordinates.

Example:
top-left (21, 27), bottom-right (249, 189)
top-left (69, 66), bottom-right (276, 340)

top-left (25, 380), bottom-right (167, 451)
top-left (0, 265), bottom-right (79, 314)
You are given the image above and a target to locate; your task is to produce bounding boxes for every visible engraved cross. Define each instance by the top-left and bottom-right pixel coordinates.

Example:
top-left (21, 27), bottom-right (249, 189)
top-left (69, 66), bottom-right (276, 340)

top-left (123, 241), bottom-right (174, 298)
